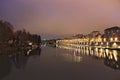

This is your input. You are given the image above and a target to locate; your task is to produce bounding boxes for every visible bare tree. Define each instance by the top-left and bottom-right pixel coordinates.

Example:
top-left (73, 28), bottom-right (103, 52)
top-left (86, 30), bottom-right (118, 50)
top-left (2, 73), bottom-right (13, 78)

top-left (0, 20), bottom-right (14, 44)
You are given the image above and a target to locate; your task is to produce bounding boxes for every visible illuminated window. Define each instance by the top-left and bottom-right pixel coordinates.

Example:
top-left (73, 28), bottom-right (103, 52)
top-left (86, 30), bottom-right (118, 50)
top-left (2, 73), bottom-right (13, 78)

top-left (110, 38), bottom-right (113, 42)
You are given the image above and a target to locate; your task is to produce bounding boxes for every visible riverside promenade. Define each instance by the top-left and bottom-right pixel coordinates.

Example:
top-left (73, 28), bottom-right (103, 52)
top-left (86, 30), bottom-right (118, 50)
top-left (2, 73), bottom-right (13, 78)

top-left (56, 37), bottom-right (120, 50)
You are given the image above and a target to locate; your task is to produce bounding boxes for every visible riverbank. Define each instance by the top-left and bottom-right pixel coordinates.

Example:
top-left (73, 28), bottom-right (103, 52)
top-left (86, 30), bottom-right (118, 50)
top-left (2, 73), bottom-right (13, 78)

top-left (0, 45), bottom-right (29, 54)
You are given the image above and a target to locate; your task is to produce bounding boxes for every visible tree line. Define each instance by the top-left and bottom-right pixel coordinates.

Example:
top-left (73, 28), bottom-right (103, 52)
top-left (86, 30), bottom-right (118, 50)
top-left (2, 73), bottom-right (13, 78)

top-left (0, 20), bottom-right (41, 46)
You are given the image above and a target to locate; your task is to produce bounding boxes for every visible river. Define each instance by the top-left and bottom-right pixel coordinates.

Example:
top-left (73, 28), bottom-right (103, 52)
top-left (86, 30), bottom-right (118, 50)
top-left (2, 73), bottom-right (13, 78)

top-left (0, 46), bottom-right (120, 80)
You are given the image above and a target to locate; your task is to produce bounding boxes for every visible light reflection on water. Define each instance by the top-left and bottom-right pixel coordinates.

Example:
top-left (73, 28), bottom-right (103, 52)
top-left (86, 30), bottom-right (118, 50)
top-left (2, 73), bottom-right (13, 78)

top-left (57, 45), bottom-right (120, 70)
top-left (0, 46), bottom-right (120, 80)
top-left (0, 48), bottom-right (41, 80)
top-left (60, 49), bottom-right (82, 63)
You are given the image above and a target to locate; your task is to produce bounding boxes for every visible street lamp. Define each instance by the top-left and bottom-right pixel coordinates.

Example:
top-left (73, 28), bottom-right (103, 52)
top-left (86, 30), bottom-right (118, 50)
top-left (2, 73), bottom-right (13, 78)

top-left (110, 37), bottom-right (113, 42)
top-left (103, 38), bottom-right (106, 42)
top-left (115, 37), bottom-right (118, 42)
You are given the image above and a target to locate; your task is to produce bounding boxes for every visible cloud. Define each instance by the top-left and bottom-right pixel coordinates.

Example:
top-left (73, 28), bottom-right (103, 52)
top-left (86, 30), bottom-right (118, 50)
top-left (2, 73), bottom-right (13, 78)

top-left (0, 0), bottom-right (120, 37)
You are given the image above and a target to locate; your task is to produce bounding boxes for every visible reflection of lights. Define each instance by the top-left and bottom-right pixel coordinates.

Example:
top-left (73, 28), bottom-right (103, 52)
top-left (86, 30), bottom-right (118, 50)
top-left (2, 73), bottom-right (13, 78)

top-left (103, 52), bottom-right (106, 58)
top-left (77, 49), bottom-right (81, 53)
top-left (105, 49), bottom-right (109, 56)
top-left (27, 49), bottom-right (32, 55)
top-left (95, 48), bottom-right (98, 52)
top-left (74, 56), bottom-right (82, 62)
top-left (100, 48), bottom-right (103, 52)
top-left (116, 64), bottom-right (119, 68)
top-left (110, 54), bottom-right (113, 59)
top-left (85, 47), bottom-right (89, 55)
top-left (113, 50), bottom-right (118, 61)
top-left (105, 49), bottom-right (118, 61)
top-left (29, 42), bottom-right (32, 45)
top-left (91, 50), bottom-right (94, 55)
top-left (98, 48), bottom-right (103, 58)
top-left (57, 43), bottom-right (119, 64)
top-left (74, 50), bottom-right (76, 56)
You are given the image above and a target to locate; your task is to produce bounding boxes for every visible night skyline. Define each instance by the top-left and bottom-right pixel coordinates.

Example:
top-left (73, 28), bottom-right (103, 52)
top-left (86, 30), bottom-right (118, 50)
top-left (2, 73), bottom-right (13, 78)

top-left (1, 1), bottom-right (120, 79)
top-left (0, 0), bottom-right (120, 39)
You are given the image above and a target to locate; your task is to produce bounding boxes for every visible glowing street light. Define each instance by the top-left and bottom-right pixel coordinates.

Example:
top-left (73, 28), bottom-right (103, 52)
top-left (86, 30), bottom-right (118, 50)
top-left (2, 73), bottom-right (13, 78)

top-left (115, 37), bottom-right (118, 42)
top-left (110, 37), bottom-right (113, 42)
top-left (103, 38), bottom-right (106, 42)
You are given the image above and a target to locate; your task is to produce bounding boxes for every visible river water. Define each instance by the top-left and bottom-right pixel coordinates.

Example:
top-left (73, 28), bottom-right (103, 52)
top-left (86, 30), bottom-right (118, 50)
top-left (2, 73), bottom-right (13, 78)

top-left (0, 46), bottom-right (120, 80)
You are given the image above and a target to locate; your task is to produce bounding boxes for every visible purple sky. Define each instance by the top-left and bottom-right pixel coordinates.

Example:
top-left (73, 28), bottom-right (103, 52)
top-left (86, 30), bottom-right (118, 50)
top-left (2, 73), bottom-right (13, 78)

top-left (0, 0), bottom-right (120, 39)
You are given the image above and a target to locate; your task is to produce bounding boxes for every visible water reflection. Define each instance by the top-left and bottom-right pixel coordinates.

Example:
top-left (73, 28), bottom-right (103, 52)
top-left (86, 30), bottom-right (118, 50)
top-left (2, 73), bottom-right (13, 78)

top-left (0, 55), bottom-right (11, 80)
top-left (57, 45), bottom-right (120, 70)
top-left (61, 49), bottom-right (82, 63)
top-left (73, 50), bottom-right (82, 62)
top-left (0, 48), bottom-right (41, 80)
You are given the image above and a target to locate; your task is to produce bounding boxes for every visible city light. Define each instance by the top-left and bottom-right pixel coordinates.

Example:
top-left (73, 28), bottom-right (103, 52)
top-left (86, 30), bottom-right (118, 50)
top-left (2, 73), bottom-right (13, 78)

top-left (103, 38), bottom-right (106, 42)
top-left (110, 37), bottom-right (113, 42)
top-left (115, 37), bottom-right (118, 42)
top-left (112, 42), bottom-right (117, 48)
